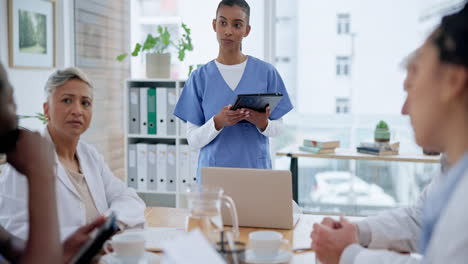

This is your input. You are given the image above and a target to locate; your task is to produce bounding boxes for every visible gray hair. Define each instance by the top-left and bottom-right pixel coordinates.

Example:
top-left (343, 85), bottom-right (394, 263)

top-left (44, 67), bottom-right (93, 102)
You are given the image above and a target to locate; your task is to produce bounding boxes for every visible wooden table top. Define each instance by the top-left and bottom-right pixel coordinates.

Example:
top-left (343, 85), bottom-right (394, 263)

top-left (144, 207), bottom-right (363, 264)
top-left (276, 147), bottom-right (441, 163)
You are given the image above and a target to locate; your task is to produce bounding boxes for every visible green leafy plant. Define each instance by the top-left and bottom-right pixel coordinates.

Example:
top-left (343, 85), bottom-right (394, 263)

top-left (117, 24), bottom-right (193, 62)
top-left (188, 63), bottom-right (204, 76)
top-left (19, 113), bottom-right (47, 124)
top-left (376, 120), bottom-right (389, 129)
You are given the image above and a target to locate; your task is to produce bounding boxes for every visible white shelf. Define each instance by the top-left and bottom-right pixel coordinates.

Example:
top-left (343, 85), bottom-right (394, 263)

top-left (277, 147), bottom-right (441, 164)
top-left (128, 134), bottom-right (178, 139)
top-left (125, 79), bottom-right (194, 209)
top-left (127, 78), bottom-right (185, 83)
top-left (137, 190), bottom-right (177, 195)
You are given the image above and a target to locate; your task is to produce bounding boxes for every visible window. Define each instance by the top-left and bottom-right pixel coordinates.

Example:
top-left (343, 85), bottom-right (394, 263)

top-left (335, 98), bottom-right (349, 114)
top-left (336, 56), bottom-right (351, 76)
top-left (337, 13), bottom-right (350, 35)
top-left (130, 0), bottom-right (452, 215)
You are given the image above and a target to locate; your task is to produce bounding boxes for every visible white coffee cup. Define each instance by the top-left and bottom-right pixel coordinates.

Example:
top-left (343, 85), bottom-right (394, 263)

top-left (104, 233), bottom-right (146, 264)
top-left (248, 231), bottom-right (289, 260)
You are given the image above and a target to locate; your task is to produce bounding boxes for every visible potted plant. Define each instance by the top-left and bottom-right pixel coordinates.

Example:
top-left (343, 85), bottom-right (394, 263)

top-left (374, 120), bottom-right (390, 143)
top-left (19, 113), bottom-right (48, 124)
top-left (117, 24), bottom-right (193, 79)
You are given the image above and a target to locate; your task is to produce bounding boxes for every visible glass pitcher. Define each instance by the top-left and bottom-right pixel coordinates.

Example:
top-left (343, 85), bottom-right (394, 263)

top-left (185, 184), bottom-right (239, 244)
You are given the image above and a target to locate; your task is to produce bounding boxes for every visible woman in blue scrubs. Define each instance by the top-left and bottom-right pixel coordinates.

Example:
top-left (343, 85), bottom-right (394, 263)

top-left (174, 0), bottom-right (293, 179)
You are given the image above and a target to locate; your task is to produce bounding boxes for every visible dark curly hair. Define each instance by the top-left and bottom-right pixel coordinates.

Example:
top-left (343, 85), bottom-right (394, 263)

top-left (432, 2), bottom-right (468, 67)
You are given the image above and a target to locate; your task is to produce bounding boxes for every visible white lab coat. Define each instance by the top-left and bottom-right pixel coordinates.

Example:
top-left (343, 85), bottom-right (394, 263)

top-left (342, 166), bottom-right (468, 264)
top-left (0, 129), bottom-right (146, 240)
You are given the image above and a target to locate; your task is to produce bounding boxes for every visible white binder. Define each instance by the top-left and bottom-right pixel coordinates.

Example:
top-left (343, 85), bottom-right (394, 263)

top-left (136, 143), bottom-right (148, 190)
top-left (166, 89), bottom-right (177, 136)
top-left (147, 144), bottom-right (158, 190)
top-left (139, 87), bottom-right (148, 135)
top-left (166, 145), bottom-right (176, 191)
top-left (189, 148), bottom-right (200, 184)
top-left (179, 120), bottom-right (187, 137)
top-left (156, 88), bottom-right (167, 136)
top-left (127, 144), bottom-right (138, 189)
top-left (156, 144), bottom-right (168, 192)
top-left (128, 88), bottom-right (140, 134)
top-left (179, 144), bottom-right (190, 189)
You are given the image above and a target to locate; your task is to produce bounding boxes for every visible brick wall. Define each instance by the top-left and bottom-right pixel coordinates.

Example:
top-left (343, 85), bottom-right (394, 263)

top-left (74, 0), bottom-right (130, 180)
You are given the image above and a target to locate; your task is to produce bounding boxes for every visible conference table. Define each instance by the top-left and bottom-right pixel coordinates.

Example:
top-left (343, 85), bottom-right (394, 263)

top-left (143, 206), bottom-right (362, 264)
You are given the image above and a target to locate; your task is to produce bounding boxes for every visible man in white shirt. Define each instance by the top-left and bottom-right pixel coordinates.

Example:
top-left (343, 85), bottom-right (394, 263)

top-left (311, 49), bottom-right (446, 264)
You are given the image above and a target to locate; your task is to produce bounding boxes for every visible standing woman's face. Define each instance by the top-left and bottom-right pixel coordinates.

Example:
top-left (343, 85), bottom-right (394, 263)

top-left (407, 39), bottom-right (452, 151)
top-left (213, 5), bottom-right (251, 51)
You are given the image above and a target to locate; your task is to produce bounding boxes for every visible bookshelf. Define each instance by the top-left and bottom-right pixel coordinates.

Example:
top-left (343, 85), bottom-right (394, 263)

top-left (124, 79), bottom-right (198, 208)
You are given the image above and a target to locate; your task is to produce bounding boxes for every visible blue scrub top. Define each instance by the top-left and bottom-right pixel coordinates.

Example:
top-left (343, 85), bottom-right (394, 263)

top-left (174, 56), bottom-right (293, 179)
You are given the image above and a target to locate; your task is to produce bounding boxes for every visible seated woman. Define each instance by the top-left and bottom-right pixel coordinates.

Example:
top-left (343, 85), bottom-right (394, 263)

top-left (0, 67), bottom-right (146, 240)
top-left (0, 63), bottom-right (108, 263)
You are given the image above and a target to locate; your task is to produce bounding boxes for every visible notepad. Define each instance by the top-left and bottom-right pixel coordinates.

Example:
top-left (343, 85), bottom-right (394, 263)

top-left (162, 229), bottom-right (226, 264)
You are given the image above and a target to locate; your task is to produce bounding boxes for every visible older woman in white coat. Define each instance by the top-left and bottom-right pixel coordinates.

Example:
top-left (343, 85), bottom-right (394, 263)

top-left (311, 3), bottom-right (468, 264)
top-left (0, 67), bottom-right (146, 240)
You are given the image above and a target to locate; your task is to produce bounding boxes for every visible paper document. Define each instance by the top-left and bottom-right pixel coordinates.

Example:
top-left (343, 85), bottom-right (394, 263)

top-left (124, 227), bottom-right (186, 251)
top-left (161, 229), bottom-right (226, 264)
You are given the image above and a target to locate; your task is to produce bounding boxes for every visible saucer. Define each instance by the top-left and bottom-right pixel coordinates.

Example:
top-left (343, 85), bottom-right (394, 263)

top-left (243, 249), bottom-right (293, 264)
top-left (101, 251), bottom-right (160, 264)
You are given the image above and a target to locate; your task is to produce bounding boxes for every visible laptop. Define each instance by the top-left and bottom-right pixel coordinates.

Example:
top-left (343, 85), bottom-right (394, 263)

top-left (201, 167), bottom-right (302, 229)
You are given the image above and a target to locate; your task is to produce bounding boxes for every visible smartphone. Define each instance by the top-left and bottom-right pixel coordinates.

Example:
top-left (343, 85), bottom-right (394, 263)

top-left (69, 212), bottom-right (119, 264)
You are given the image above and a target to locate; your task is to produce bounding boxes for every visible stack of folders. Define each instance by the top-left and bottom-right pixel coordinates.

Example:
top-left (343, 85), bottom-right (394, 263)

top-left (356, 142), bottom-right (400, 156)
top-left (299, 139), bottom-right (340, 154)
top-left (128, 87), bottom-right (177, 136)
top-left (127, 144), bottom-right (199, 192)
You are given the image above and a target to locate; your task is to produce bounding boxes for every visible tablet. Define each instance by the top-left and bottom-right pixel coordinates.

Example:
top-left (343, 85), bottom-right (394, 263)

top-left (231, 93), bottom-right (283, 113)
top-left (69, 212), bottom-right (119, 264)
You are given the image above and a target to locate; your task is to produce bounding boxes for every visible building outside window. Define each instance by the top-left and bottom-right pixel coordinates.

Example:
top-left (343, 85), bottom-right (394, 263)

top-left (335, 98), bottom-right (350, 114)
top-left (337, 13), bottom-right (350, 35)
top-left (336, 56), bottom-right (351, 76)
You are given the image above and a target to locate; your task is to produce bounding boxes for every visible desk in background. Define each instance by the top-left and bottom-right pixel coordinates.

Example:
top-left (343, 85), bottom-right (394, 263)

top-left (276, 148), bottom-right (441, 202)
top-left (144, 207), bottom-right (362, 264)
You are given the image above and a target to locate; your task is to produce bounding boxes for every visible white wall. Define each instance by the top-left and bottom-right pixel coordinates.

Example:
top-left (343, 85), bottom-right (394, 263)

top-left (0, 0), bottom-right (74, 131)
top-left (130, 0), bottom-right (265, 78)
